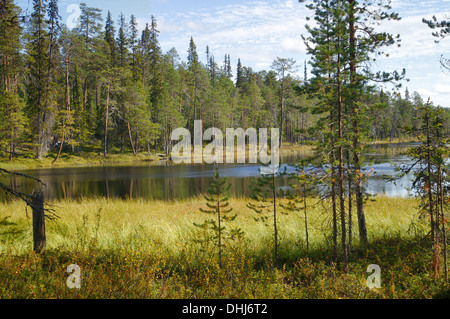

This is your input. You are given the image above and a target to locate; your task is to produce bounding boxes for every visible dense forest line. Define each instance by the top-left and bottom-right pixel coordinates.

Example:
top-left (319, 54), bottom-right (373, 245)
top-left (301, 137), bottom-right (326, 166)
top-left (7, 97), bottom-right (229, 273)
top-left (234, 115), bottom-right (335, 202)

top-left (1, 0), bottom-right (449, 162)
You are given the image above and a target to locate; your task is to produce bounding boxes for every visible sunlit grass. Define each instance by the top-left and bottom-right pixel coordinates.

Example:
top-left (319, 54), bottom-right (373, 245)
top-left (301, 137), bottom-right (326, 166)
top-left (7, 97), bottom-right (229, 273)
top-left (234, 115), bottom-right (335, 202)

top-left (0, 196), bottom-right (425, 256)
top-left (0, 148), bottom-right (162, 170)
top-left (0, 195), bottom-right (447, 299)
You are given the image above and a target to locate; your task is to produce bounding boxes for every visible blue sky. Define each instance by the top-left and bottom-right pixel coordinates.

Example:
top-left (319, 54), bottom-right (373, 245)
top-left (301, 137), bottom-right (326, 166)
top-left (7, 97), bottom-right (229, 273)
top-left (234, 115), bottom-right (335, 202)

top-left (16, 0), bottom-right (450, 107)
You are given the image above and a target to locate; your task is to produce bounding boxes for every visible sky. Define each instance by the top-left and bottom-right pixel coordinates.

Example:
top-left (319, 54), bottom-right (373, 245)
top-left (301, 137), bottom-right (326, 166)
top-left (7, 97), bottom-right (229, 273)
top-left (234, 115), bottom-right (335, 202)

top-left (16, 0), bottom-right (450, 107)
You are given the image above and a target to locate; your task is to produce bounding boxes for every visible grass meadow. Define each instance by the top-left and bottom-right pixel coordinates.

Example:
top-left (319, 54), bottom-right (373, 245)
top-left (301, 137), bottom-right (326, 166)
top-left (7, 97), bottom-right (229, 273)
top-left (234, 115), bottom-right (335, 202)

top-left (0, 196), bottom-right (448, 299)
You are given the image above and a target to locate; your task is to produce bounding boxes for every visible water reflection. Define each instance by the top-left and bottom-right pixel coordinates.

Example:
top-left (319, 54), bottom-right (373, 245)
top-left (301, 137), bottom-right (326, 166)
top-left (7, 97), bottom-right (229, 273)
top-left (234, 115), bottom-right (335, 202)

top-left (0, 144), bottom-right (419, 201)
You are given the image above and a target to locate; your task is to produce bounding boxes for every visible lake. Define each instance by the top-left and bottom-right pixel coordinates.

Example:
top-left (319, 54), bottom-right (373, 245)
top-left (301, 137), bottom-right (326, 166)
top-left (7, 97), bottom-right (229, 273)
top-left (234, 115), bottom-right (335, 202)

top-left (0, 143), bottom-right (419, 201)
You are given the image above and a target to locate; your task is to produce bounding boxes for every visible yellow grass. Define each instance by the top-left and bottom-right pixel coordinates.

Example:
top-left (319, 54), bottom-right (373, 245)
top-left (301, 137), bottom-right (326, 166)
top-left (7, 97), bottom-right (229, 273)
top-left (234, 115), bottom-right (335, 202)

top-left (0, 196), bottom-right (423, 256)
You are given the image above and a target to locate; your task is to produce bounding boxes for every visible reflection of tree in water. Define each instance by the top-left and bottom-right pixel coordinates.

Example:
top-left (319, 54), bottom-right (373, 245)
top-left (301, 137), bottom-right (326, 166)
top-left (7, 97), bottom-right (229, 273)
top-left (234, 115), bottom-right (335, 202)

top-left (0, 148), bottom-right (415, 201)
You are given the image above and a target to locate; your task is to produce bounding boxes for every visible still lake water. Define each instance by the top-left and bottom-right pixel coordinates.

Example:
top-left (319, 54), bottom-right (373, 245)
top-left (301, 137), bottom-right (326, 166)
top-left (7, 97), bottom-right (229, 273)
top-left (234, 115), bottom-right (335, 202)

top-left (1, 143), bottom-right (420, 201)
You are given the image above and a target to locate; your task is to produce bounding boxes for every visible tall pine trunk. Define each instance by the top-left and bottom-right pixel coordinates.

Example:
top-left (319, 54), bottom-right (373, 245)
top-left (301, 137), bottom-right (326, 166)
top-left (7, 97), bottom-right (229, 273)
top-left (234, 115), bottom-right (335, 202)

top-left (349, 0), bottom-right (368, 247)
top-left (336, 9), bottom-right (348, 270)
top-left (104, 83), bottom-right (110, 158)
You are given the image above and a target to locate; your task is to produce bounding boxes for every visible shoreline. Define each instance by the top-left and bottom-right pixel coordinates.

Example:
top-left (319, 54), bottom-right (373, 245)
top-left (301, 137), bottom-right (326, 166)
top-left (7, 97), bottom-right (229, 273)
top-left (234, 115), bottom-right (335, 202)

top-left (0, 140), bottom-right (417, 171)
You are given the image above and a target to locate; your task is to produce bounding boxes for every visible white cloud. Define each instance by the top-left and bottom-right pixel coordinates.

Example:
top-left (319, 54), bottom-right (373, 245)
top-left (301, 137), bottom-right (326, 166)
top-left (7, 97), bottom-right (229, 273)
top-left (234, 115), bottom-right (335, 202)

top-left (149, 0), bottom-right (308, 74)
top-left (281, 37), bottom-right (306, 54)
top-left (139, 0), bottom-right (450, 107)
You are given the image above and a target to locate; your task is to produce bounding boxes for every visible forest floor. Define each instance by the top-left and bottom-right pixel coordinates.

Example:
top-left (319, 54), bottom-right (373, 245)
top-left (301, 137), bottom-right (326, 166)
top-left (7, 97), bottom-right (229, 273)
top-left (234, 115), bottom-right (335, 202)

top-left (0, 196), bottom-right (448, 299)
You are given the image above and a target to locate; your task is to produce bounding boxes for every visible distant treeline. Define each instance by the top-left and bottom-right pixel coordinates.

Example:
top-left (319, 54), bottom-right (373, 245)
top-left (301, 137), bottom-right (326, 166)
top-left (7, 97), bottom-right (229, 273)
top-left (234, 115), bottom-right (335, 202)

top-left (0, 0), bottom-right (449, 161)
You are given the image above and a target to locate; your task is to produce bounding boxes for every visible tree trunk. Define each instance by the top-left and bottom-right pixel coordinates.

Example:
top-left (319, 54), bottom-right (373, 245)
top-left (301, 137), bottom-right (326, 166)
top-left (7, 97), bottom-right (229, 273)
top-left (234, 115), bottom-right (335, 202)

top-left (280, 70), bottom-right (285, 146)
top-left (52, 133), bottom-right (64, 164)
top-left (127, 122), bottom-right (137, 156)
top-left (426, 114), bottom-right (435, 244)
top-left (349, 0), bottom-right (369, 248)
top-left (331, 128), bottom-right (338, 261)
top-left (83, 79), bottom-right (88, 111)
top-left (438, 165), bottom-right (448, 282)
top-left (32, 191), bottom-right (46, 254)
top-left (303, 178), bottom-right (309, 256)
top-left (347, 152), bottom-right (353, 251)
top-left (104, 83), bottom-right (111, 158)
top-left (272, 174), bottom-right (278, 261)
top-left (217, 198), bottom-right (222, 268)
top-left (336, 20), bottom-right (348, 271)
top-left (390, 106), bottom-right (398, 142)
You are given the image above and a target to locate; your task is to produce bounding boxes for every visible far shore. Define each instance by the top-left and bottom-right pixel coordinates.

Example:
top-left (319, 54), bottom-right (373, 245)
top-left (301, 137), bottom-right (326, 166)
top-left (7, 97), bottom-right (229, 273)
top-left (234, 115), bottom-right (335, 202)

top-left (0, 139), bottom-right (417, 171)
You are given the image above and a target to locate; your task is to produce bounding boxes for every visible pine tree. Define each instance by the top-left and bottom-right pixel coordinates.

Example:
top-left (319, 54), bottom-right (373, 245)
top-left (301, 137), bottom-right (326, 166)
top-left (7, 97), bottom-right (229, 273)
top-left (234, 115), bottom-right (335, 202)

top-left (247, 166), bottom-right (289, 262)
top-left (423, 15), bottom-right (450, 71)
top-left (283, 160), bottom-right (318, 256)
top-left (395, 100), bottom-right (449, 282)
top-left (301, 0), bottom-right (404, 255)
top-left (194, 168), bottom-right (242, 268)
top-left (271, 57), bottom-right (296, 146)
top-left (301, 0), bottom-right (348, 265)
top-left (78, 2), bottom-right (103, 50)
top-left (347, 0), bottom-right (403, 248)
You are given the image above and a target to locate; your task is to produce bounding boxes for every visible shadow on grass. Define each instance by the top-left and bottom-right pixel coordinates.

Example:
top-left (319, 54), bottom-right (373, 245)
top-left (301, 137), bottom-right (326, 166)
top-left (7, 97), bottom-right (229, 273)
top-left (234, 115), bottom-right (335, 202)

top-left (1, 232), bottom-right (448, 299)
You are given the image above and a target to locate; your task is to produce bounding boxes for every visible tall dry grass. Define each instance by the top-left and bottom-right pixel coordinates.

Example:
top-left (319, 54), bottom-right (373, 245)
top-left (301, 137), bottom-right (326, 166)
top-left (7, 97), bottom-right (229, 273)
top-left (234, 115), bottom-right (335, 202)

top-left (0, 195), bottom-right (446, 299)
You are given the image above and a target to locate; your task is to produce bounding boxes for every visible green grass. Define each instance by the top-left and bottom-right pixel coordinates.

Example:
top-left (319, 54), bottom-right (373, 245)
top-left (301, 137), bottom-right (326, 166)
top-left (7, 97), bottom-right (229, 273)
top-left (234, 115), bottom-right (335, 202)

top-left (0, 148), bottom-right (162, 170)
top-left (0, 196), bottom-right (448, 299)
top-left (367, 136), bottom-right (420, 145)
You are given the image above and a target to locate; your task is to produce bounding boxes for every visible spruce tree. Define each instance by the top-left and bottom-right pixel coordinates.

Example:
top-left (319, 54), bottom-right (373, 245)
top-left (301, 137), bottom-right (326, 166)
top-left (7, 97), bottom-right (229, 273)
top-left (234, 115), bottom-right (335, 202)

top-left (116, 13), bottom-right (128, 68)
top-left (104, 11), bottom-right (116, 66)
top-left (236, 58), bottom-right (243, 88)
top-left (187, 37), bottom-right (200, 131)
top-left (0, 0), bottom-right (25, 159)
top-left (26, 0), bottom-right (51, 159)
top-left (129, 15), bottom-right (141, 82)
